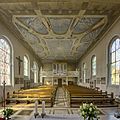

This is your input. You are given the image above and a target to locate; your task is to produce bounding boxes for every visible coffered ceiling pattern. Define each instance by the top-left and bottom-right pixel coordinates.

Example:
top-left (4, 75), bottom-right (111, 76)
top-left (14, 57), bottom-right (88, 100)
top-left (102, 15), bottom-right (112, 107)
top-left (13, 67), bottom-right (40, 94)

top-left (0, 0), bottom-right (120, 62)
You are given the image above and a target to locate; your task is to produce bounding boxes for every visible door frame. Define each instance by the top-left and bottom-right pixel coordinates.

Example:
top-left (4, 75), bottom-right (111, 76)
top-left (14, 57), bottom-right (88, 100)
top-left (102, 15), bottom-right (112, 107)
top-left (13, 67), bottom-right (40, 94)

top-left (58, 78), bottom-right (62, 87)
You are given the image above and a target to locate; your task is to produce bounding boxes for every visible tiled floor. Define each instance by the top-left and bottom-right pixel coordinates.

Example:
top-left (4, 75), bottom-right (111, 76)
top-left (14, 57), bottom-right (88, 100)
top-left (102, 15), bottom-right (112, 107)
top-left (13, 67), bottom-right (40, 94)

top-left (0, 87), bottom-right (120, 120)
top-left (53, 87), bottom-right (68, 108)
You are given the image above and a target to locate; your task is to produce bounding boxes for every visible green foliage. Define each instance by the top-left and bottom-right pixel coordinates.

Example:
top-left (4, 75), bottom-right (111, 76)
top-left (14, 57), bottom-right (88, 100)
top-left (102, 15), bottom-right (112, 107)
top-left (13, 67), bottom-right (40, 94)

top-left (2, 108), bottom-right (13, 119)
top-left (79, 103), bottom-right (100, 120)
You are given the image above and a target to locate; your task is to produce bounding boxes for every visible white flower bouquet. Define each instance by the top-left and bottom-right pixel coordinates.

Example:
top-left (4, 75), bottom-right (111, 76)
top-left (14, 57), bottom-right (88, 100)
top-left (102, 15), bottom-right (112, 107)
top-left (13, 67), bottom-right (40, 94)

top-left (79, 103), bottom-right (99, 120)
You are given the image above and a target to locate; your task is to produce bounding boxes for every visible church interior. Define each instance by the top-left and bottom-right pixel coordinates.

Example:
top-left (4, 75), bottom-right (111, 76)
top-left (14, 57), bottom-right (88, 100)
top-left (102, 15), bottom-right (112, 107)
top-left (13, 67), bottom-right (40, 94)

top-left (0, 0), bottom-right (120, 120)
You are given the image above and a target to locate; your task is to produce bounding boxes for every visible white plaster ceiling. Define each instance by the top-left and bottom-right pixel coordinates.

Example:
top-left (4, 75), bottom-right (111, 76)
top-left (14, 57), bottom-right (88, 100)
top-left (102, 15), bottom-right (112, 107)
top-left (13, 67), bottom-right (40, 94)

top-left (0, 0), bottom-right (120, 62)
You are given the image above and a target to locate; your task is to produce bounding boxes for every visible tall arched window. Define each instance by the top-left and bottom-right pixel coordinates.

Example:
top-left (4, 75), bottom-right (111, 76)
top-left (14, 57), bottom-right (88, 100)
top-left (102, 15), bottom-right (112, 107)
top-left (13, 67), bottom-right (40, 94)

top-left (24, 55), bottom-right (30, 78)
top-left (0, 37), bottom-right (12, 85)
top-left (83, 63), bottom-right (86, 83)
top-left (109, 37), bottom-right (120, 85)
top-left (91, 55), bottom-right (96, 76)
top-left (33, 61), bottom-right (38, 83)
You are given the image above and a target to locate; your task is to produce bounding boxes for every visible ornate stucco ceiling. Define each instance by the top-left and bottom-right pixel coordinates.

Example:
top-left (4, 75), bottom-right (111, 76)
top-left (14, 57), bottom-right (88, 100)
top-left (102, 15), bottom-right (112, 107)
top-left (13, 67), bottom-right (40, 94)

top-left (0, 0), bottom-right (120, 62)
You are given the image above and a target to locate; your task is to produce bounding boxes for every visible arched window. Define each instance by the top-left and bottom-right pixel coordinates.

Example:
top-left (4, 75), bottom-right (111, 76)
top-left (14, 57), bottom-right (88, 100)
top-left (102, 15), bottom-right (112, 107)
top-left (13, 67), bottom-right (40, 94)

top-left (91, 55), bottom-right (96, 76)
top-left (83, 63), bottom-right (86, 83)
top-left (24, 55), bottom-right (30, 78)
top-left (109, 37), bottom-right (120, 85)
top-left (33, 61), bottom-right (38, 83)
top-left (0, 37), bottom-right (12, 85)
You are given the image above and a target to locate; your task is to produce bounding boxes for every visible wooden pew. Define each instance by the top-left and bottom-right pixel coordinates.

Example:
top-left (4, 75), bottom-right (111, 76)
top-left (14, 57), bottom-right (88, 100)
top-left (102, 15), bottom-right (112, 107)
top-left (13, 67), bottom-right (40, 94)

top-left (64, 85), bottom-right (114, 107)
top-left (6, 85), bottom-right (58, 107)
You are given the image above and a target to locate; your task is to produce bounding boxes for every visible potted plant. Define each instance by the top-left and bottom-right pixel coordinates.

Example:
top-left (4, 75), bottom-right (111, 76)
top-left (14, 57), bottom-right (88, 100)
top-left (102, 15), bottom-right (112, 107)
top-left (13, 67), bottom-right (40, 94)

top-left (79, 103), bottom-right (99, 120)
top-left (2, 108), bottom-right (13, 120)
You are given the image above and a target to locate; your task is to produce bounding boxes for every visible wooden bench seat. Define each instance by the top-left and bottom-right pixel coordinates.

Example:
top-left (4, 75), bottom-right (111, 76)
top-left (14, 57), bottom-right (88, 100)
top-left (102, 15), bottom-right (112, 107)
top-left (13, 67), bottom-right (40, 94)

top-left (64, 85), bottom-right (114, 107)
top-left (6, 85), bottom-right (58, 107)
top-left (10, 94), bottom-right (52, 98)
top-left (70, 93), bottom-right (105, 96)
top-left (7, 97), bottom-right (53, 106)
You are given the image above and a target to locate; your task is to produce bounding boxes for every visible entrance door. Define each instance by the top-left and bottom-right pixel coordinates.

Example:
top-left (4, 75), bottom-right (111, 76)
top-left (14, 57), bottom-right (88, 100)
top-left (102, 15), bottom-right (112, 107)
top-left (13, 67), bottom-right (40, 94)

top-left (58, 79), bottom-right (62, 87)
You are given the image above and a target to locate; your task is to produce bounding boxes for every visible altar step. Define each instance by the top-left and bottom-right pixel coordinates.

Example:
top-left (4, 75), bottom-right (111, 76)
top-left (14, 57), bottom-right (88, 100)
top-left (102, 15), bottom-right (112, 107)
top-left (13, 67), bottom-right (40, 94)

top-left (71, 103), bottom-right (118, 108)
top-left (97, 104), bottom-right (118, 108)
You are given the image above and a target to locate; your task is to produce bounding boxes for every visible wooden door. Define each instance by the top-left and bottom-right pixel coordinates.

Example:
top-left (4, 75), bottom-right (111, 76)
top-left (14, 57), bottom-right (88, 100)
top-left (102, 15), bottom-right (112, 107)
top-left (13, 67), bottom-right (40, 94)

top-left (58, 79), bottom-right (62, 87)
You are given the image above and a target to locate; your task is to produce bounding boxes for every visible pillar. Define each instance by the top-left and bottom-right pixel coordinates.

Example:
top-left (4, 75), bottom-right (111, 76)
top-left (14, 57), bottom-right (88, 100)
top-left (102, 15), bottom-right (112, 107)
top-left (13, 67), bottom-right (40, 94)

top-left (66, 77), bottom-right (68, 85)
top-left (52, 77), bottom-right (54, 86)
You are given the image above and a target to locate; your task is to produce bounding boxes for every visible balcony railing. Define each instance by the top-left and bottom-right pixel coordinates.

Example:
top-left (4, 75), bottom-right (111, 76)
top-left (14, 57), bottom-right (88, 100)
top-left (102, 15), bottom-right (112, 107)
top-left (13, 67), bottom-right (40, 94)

top-left (41, 71), bottom-right (79, 77)
top-left (67, 71), bottom-right (79, 77)
top-left (40, 71), bottom-right (53, 77)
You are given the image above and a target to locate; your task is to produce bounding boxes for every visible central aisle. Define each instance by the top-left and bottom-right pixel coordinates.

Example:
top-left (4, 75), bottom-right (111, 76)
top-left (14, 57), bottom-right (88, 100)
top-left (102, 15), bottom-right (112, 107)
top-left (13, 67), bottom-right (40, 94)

top-left (53, 87), bottom-right (68, 108)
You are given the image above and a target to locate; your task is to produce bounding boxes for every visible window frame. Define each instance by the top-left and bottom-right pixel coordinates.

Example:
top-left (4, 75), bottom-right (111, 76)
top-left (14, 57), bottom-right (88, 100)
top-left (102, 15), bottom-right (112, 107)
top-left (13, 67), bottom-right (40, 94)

top-left (23, 55), bottom-right (30, 79)
top-left (83, 63), bottom-right (86, 83)
top-left (91, 55), bottom-right (96, 77)
top-left (108, 36), bottom-right (120, 85)
top-left (0, 36), bottom-right (13, 86)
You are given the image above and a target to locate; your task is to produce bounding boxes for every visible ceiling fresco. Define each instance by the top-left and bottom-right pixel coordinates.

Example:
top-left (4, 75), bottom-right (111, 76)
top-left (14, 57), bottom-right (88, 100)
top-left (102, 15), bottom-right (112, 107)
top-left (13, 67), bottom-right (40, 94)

top-left (73, 17), bottom-right (102, 34)
top-left (0, 0), bottom-right (120, 62)
top-left (49, 18), bottom-right (72, 34)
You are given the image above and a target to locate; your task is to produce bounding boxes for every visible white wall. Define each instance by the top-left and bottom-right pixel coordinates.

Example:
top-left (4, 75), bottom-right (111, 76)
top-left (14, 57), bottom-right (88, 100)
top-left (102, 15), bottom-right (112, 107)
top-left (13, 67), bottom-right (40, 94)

top-left (78, 16), bottom-right (120, 97)
top-left (43, 63), bottom-right (52, 71)
top-left (0, 21), bottom-right (42, 98)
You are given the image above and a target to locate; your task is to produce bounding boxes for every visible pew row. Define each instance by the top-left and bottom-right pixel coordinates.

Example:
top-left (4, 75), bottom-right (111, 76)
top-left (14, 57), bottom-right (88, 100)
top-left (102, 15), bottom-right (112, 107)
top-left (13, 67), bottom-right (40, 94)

top-left (6, 85), bottom-right (58, 107)
top-left (64, 85), bottom-right (115, 107)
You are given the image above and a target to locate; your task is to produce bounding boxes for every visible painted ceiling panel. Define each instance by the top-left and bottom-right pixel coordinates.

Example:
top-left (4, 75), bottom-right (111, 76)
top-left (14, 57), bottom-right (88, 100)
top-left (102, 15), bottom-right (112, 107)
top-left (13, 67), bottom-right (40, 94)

top-left (75, 25), bottom-right (104, 56)
top-left (14, 16), bottom-right (106, 61)
top-left (44, 39), bottom-right (73, 60)
top-left (80, 25), bottom-right (104, 43)
top-left (49, 18), bottom-right (72, 34)
top-left (1, 0), bottom-right (119, 62)
top-left (32, 44), bottom-right (44, 53)
top-left (76, 43), bottom-right (90, 52)
top-left (46, 39), bottom-right (72, 55)
top-left (15, 23), bottom-right (45, 56)
top-left (18, 17), bottom-right (48, 34)
top-left (37, 52), bottom-right (46, 58)
top-left (73, 17), bottom-right (102, 34)
top-left (15, 23), bottom-right (39, 43)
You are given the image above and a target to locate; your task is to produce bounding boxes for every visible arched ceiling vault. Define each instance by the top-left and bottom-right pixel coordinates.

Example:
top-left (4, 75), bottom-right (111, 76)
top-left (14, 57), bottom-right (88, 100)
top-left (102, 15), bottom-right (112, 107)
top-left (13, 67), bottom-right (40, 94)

top-left (0, 0), bottom-right (120, 62)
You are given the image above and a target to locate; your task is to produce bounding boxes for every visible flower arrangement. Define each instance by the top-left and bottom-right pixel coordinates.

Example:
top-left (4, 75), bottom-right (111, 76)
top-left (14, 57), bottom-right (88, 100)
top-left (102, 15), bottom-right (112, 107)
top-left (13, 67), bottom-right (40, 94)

top-left (2, 108), bottom-right (13, 120)
top-left (80, 103), bottom-right (99, 120)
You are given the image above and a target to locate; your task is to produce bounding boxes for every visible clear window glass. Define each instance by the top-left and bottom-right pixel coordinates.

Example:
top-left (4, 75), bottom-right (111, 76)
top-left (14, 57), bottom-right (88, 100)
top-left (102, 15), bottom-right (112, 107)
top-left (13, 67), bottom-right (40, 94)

top-left (0, 38), bottom-right (11, 85)
top-left (24, 55), bottom-right (29, 77)
top-left (91, 55), bottom-right (96, 76)
top-left (110, 38), bottom-right (120, 85)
